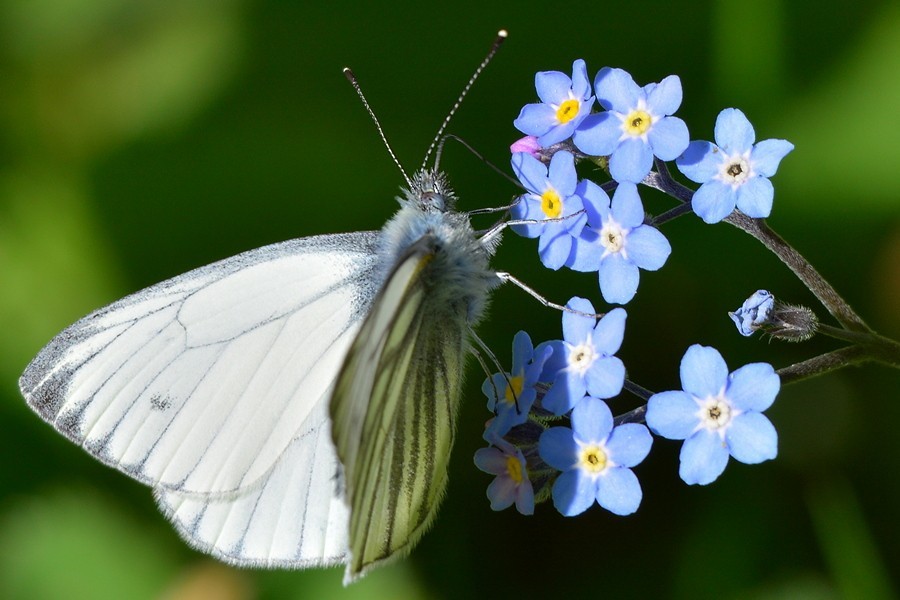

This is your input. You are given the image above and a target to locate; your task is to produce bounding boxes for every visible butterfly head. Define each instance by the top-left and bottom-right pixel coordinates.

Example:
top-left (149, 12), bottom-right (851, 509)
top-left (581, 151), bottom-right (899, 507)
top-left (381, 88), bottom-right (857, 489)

top-left (401, 169), bottom-right (457, 212)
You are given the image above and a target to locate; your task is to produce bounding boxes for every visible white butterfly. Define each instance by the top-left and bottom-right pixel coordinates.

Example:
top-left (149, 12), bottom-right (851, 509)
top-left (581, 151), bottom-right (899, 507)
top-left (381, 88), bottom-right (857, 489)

top-left (19, 33), bottom-right (510, 583)
top-left (19, 168), bottom-right (500, 583)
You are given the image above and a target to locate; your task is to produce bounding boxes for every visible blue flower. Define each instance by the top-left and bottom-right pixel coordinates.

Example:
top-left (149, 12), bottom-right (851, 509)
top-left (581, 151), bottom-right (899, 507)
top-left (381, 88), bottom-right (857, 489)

top-left (474, 443), bottom-right (535, 515)
top-left (676, 108), bottom-right (794, 224)
top-left (510, 151), bottom-right (587, 270)
top-left (729, 290), bottom-right (775, 336)
top-left (567, 181), bottom-right (671, 304)
top-left (540, 297), bottom-right (626, 415)
top-left (539, 396), bottom-right (652, 516)
top-left (573, 67), bottom-right (689, 184)
top-left (646, 344), bottom-right (780, 485)
top-left (513, 59), bottom-right (594, 147)
top-left (482, 331), bottom-right (553, 441)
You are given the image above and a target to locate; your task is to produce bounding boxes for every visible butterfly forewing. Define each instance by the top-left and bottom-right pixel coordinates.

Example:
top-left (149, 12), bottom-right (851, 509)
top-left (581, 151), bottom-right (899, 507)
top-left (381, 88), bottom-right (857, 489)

top-left (330, 233), bottom-right (467, 582)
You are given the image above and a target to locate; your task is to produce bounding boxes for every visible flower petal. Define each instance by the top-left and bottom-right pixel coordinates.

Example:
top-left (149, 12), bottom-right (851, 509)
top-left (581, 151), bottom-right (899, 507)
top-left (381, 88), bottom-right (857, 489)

top-left (680, 344), bottom-right (728, 398)
top-left (714, 108), bottom-right (755, 153)
top-left (509, 195), bottom-right (542, 239)
top-left (537, 340), bottom-right (566, 382)
top-left (571, 59), bottom-right (591, 98)
top-left (751, 139), bottom-right (794, 177)
top-left (691, 180), bottom-right (737, 224)
top-left (513, 103), bottom-right (556, 138)
top-left (599, 255), bottom-right (640, 304)
top-left (595, 467), bottom-right (643, 515)
top-left (474, 447), bottom-right (507, 475)
top-left (610, 182), bottom-right (645, 228)
top-left (535, 70), bottom-right (573, 105)
top-left (594, 67), bottom-right (641, 112)
top-left (511, 152), bottom-right (548, 195)
top-left (487, 474), bottom-right (517, 511)
top-left (563, 297), bottom-right (597, 343)
top-left (592, 307), bottom-right (627, 354)
top-left (578, 179), bottom-right (611, 228)
top-left (609, 137), bottom-right (653, 184)
top-left (676, 141), bottom-right (720, 184)
top-left (571, 396), bottom-right (614, 442)
top-left (646, 390), bottom-right (699, 439)
top-left (735, 175), bottom-right (774, 218)
top-left (646, 74), bottom-right (683, 116)
top-left (538, 225), bottom-right (574, 270)
top-left (726, 412), bottom-right (778, 464)
top-left (548, 150), bottom-right (578, 197)
top-left (728, 362), bottom-right (780, 412)
top-left (539, 426), bottom-right (579, 470)
top-left (647, 116), bottom-right (689, 161)
top-left (606, 423), bottom-right (652, 467)
top-left (679, 430), bottom-right (729, 485)
top-left (538, 121), bottom-right (578, 147)
top-left (567, 230), bottom-right (603, 272)
top-left (542, 371), bottom-right (586, 415)
top-left (515, 480), bottom-right (535, 515)
top-left (552, 470), bottom-right (596, 516)
top-left (585, 356), bottom-right (625, 399)
top-left (626, 225), bottom-right (671, 271)
top-left (572, 112), bottom-right (620, 156)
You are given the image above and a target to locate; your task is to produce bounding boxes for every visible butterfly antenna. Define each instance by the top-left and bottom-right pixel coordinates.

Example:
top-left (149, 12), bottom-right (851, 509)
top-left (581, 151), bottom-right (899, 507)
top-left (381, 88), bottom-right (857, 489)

top-left (343, 67), bottom-right (412, 187)
top-left (422, 29), bottom-right (507, 171)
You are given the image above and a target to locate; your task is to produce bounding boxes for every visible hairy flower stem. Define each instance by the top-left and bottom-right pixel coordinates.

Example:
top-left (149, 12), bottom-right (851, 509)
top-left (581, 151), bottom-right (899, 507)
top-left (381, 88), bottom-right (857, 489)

top-left (645, 159), bottom-right (871, 334)
top-left (724, 215), bottom-right (869, 333)
top-left (816, 325), bottom-right (900, 369)
top-left (775, 347), bottom-right (872, 385)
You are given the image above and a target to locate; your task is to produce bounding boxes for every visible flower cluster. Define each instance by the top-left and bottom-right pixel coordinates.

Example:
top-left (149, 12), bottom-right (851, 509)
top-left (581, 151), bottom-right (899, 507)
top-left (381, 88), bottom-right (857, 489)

top-left (474, 60), bottom-right (794, 519)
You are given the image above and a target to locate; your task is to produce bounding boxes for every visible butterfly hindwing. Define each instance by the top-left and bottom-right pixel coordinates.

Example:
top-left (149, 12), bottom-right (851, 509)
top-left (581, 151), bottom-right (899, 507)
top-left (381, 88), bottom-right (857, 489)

top-left (330, 233), bottom-right (467, 582)
top-left (20, 231), bottom-right (381, 502)
top-left (155, 403), bottom-right (350, 568)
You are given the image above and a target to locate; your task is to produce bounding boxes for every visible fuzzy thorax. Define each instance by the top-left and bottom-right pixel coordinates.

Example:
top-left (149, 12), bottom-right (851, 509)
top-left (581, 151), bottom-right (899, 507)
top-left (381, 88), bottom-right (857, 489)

top-left (377, 169), bottom-right (498, 325)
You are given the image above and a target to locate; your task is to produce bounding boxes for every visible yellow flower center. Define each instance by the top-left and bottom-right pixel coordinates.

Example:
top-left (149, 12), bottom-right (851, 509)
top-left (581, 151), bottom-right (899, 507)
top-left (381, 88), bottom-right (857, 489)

top-left (624, 109), bottom-right (653, 136)
top-left (555, 99), bottom-right (580, 124)
top-left (505, 454), bottom-right (524, 484)
top-left (579, 444), bottom-right (608, 474)
top-left (541, 188), bottom-right (562, 218)
top-left (503, 375), bottom-right (524, 406)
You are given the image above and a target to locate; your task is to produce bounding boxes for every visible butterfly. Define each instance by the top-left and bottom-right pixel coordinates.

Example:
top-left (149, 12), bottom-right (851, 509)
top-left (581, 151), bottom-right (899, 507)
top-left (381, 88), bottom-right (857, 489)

top-left (18, 32), bottom-right (508, 584)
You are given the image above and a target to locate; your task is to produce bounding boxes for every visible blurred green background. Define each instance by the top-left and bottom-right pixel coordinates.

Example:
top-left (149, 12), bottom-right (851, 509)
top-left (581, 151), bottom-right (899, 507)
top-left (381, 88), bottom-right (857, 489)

top-left (1, 0), bottom-right (899, 598)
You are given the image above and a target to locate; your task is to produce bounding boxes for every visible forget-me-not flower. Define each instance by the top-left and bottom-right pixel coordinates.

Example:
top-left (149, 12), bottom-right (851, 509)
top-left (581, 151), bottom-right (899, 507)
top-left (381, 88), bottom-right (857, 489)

top-left (513, 59), bottom-right (594, 147)
top-left (729, 290), bottom-right (775, 337)
top-left (573, 67), bottom-right (689, 184)
top-left (482, 331), bottom-right (553, 442)
top-left (567, 181), bottom-right (671, 304)
top-left (510, 150), bottom-right (587, 269)
top-left (474, 442), bottom-right (535, 515)
top-left (646, 344), bottom-right (780, 485)
top-left (539, 297), bottom-right (626, 415)
top-left (676, 108), bottom-right (794, 224)
top-left (539, 396), bottom-right (652, 516)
